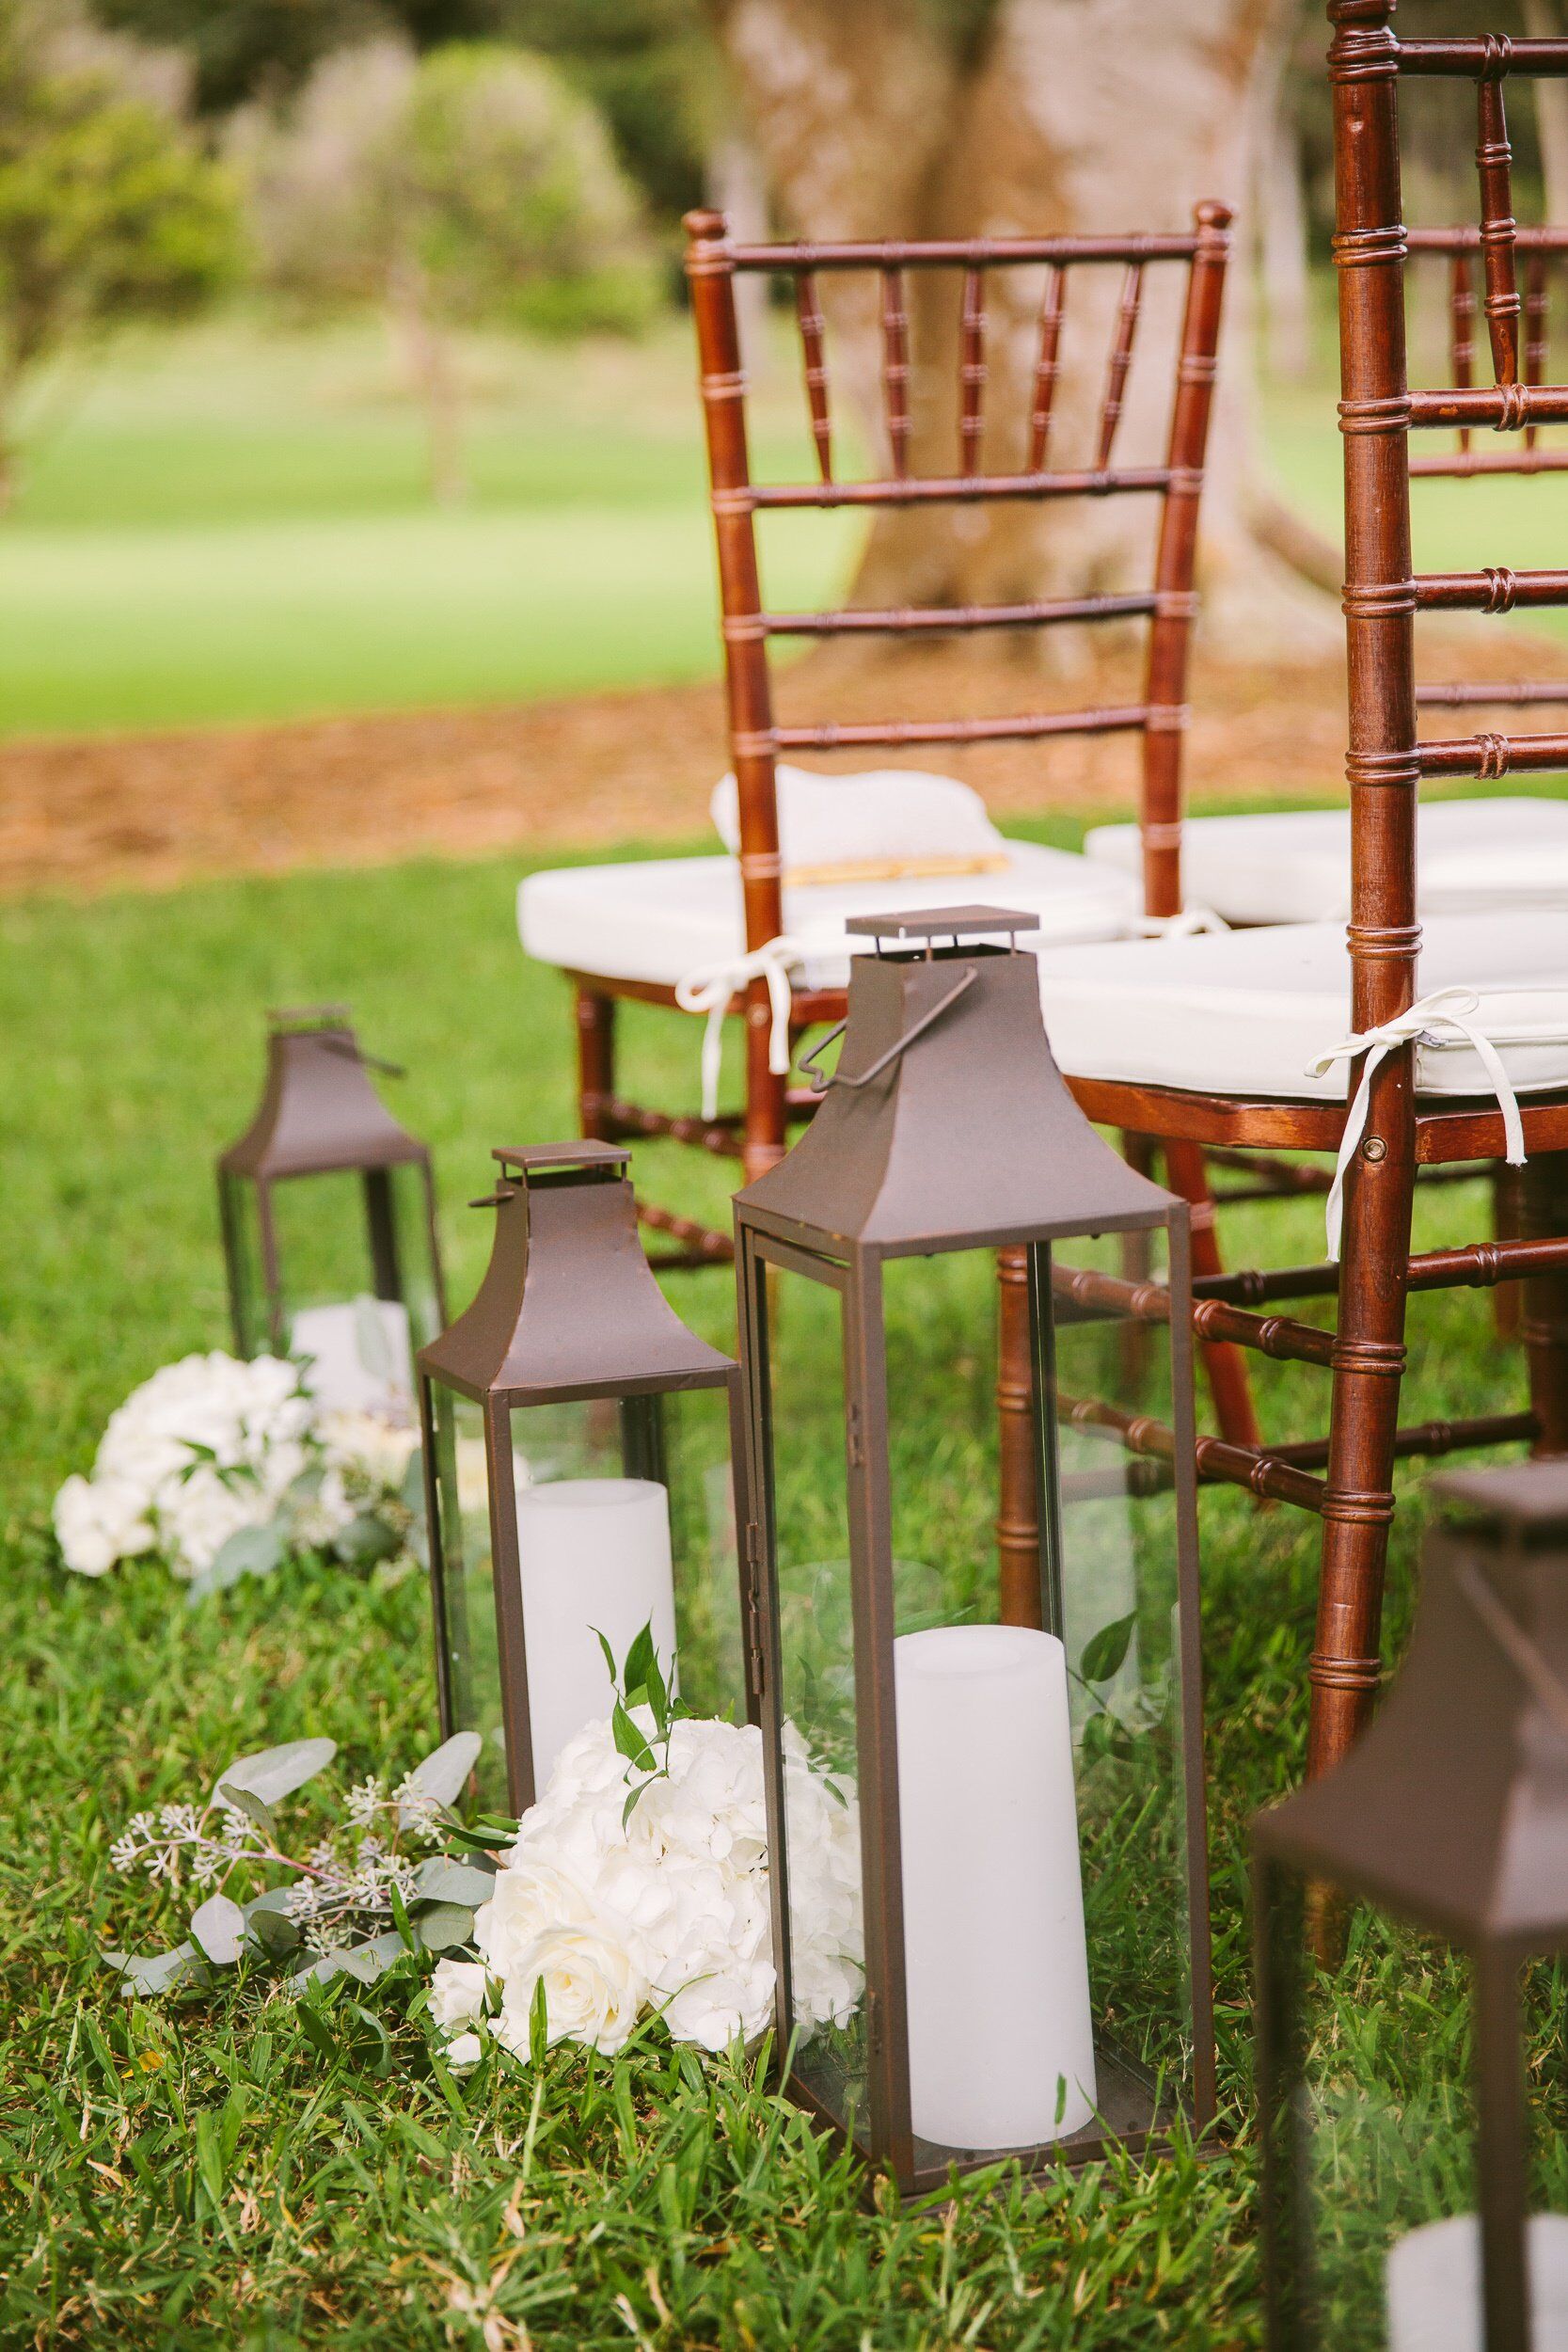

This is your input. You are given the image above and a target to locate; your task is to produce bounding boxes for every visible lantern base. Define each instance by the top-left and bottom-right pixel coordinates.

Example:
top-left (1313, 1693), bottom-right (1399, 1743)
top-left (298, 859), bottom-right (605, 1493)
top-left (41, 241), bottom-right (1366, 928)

top-left (782, 2039), bottom-right (1202, 2205)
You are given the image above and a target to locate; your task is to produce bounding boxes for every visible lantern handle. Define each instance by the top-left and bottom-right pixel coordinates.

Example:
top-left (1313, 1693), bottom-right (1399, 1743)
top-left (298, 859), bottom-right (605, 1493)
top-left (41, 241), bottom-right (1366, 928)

top-left (1455, 1558), bottom-right (1568, 1748)
top-left (799, 967), bottom-right (978, 1095)
top-left (319, 1035), bottom-right (406, 1080)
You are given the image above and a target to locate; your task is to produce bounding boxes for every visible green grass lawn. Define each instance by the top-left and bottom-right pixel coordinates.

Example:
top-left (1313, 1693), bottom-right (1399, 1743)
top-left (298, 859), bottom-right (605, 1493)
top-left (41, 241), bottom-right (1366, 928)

top-left (8, 301), bottom-right (1568, 741)
top-left (0, 315), bottom-right (862, 738)
top-left (1, 839), bottom-right (1544, 2346)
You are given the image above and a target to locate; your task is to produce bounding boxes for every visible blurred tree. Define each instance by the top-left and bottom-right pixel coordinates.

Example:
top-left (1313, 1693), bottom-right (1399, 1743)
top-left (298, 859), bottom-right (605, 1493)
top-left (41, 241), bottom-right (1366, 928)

top-left (0, 0), bottom-right (236, 509)
top-left (506, 0), bottom-right (713, 225)
top-left (91, 0), bottom-right (506, 116)
top-left (710, 0), bottom-right (1326, 641)
top-left (240, 40), bottom-right (657, 501)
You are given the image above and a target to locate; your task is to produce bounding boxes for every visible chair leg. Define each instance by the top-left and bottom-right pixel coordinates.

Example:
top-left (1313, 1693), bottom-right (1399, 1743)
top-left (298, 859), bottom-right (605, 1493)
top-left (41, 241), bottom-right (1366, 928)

top-left (997, 1246), bottom-right (1044, 1630)
top-left (1521, 1151), bottom-right (1568, 1455)
top-left (1163, 1137), bottom-right (1263, 1453)
top-left (1307, 1149), bottom-right (1417, 1785)
top-left (575, 984), bottom-right (617, 1142)
top-left (1493, 1164), bottom-right (1523, 1339)
top-left (742, 985), bottom-right (787, 1185)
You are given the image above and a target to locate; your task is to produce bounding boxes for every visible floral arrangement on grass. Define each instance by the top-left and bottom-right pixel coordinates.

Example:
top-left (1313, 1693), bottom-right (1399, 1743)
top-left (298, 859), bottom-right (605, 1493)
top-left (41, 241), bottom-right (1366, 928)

top-left (53, 1350), bottom-right (421, 1595)
top-left (103, 1729), bottom-right (496, 1997)
top-left (429, 1629), bottom-right (863, 2070)
top-left (103, 1631), bottom-right (863, 2072)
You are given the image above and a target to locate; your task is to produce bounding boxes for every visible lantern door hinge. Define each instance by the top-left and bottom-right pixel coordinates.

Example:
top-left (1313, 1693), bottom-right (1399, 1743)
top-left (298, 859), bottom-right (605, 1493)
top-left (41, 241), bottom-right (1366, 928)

top-left (847, 1405), bottom-right (865, 1469)
top-left (744, 1528), bottom-right (766, 1697)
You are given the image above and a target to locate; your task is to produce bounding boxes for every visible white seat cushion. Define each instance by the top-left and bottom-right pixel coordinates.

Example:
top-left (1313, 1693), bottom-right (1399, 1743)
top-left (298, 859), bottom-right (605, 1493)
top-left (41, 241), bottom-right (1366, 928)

top-left (518, 842), bottom-right (1140, 991)
top-left (1035, 913), bottom-right (1568, 1100)
top-left (1084, 796), bottom-right (1568, 925)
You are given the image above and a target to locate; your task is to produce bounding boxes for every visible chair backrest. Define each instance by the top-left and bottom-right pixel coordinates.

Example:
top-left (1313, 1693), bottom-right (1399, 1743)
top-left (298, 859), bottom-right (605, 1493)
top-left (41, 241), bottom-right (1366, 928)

top-left (1328, 3), bottom-right (1568, 1042)
top-left (1406, 221), bottom-right (1568, 720)
top-left (681, 205), bottom-right (1232, 959)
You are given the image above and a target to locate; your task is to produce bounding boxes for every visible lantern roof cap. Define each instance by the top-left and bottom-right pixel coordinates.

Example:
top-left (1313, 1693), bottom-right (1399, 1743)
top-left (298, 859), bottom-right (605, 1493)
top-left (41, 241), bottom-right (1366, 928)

top-left (420, 1141), bottom-right (736, 1404)
top-left (218, 1010), bottom-right (428, 1181)
top-left (492, 1140), bottom-right (630, 1175)
top-left (1255, 1458), bottom-right (1568, 1947)
top-left (1430, 1458), bottom-right (1568, 1538)
top-left (845, 907), bottom-right (1038, 945)
top-left (737, 908), bottom-right (1175, 1255)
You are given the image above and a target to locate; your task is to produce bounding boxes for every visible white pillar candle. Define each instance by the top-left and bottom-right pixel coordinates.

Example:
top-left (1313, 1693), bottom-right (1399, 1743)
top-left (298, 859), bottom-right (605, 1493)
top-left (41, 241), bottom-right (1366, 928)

top-left (1386, 2213), bottom-right (1568, 2350)
top-left (895, 1623), bottom-right (1097, 2151)
top-left (290, 1297), bottom-right (412, 1416)
top-left (515, 1477), bottom-right (676, 1796)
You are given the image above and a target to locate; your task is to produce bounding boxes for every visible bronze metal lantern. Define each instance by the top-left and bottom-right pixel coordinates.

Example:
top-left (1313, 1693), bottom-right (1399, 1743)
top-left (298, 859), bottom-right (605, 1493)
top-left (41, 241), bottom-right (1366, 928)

top-left (216, 1007), bottom-right (445, 1411)
top-left (1256, 1459), bottom-right (1568, 2352)
top-left (418, 1142), bottom-right (752, 1817)
top-left (733, 908), bottom-right (1214, 2197)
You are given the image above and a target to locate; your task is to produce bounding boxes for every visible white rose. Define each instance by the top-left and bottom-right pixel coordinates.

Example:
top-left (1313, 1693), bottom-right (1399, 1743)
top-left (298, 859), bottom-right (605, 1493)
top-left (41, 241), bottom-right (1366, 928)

top-left (321, 1411), bottom-right (418, 1495)
top-left (53, 1472), bottom-right (154, 1577)
top-left (628, 1719), bottom-right (768, 1877)
top-left (491, 1915), bottom-right (649, 2058)
top-left (429, 1958), bottom-right (491, 2033)
top-left (153, 1463), bottom-right (271, 1578)
top-left (649, 1862), bottom-right (774, 2052)
top-left (444, 2031), bottom-right (484, 2071)
top-left (473, 1851), bottom-right (599, 1977)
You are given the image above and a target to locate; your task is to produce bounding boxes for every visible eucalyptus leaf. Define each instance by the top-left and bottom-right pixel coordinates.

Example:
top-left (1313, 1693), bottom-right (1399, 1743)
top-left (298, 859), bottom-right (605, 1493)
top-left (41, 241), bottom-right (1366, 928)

top-left (333, 1511), bottom-right (402, 1568)
top-left (412, 1858), bottom-right (497, 1909)
top-left (1079, 1611), bottom-right (1137, 1686)
top-left (104, 1941), bottom-right (202, 1995)
top-left (414, 1901), bottom-right (477, 1953)
top-left (189, 1894), bottom-right (246, 1966)
top-left (207, 1522), bottom-right (287, 1586)
top-left (243, 1887), bottom-right (302, 1956)
top-left (215, 1783), bottom-right (279, 1846)
top-left (399, 1447), bottom-right (427, 1514)
top-left (214, 1737), bottom-right (337, 1808)
top-left (353, 1295), bottom-right (394, 1380)
top-left (396, 1732), bottom-right (481, 1825)
top-left (294, 1930), bottom-right (407, 1990)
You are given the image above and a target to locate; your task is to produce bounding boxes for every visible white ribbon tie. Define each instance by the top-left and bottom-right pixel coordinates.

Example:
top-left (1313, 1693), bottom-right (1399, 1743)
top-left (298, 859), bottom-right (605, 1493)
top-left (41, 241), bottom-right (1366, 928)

top-left (675, 936), bottom-right (808, 1121)
top-left (1135, 904), bottom-right (1229, 940)
top-left (1307, 986), bottom-right (1527, 1259)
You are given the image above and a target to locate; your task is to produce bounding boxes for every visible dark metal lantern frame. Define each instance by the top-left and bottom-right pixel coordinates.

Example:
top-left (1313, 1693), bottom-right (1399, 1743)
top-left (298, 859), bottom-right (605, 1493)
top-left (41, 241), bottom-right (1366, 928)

top-left (1255, 1459), bottom-right (1568, 2352)
top-left (418, 1142), bottom-right (752, 1818)
top-left (216, 1005), bottom-right (445, 1360)
top-left (734, 909), bottom-right (1215, 2196)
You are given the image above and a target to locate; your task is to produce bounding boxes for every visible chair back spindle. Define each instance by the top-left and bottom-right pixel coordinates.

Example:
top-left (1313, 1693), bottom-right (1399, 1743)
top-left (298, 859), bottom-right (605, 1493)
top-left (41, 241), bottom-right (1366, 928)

top-left (682, 205), bottom-right (1233, 957)
top-left (1027, 264), bottom-right (1068, 472)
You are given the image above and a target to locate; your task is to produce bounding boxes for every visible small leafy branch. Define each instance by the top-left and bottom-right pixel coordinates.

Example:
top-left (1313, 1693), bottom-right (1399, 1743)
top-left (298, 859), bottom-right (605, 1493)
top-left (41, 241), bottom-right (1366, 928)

top-left (597, 1620), bottom-right (692, 1827)
top-left (104, 1730), bottom-right (515, 1998)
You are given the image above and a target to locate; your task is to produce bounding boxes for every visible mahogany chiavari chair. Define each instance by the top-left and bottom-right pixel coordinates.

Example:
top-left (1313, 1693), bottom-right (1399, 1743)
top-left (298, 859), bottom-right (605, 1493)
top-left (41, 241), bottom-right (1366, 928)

top-left (1015, 0), bottom-right (1568, 1786)
top-left (520, 201), bottom-right (1262, 1562)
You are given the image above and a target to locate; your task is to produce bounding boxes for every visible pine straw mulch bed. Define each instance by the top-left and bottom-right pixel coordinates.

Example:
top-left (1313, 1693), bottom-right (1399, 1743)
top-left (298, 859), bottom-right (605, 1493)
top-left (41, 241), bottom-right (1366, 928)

top-left (3, 629), bottom-right (1558, 899)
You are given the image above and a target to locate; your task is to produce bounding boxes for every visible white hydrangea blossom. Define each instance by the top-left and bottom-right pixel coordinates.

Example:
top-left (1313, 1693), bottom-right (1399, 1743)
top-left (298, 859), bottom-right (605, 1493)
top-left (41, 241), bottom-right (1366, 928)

top-left (53, 1351), bottom-right (410, 1582)
top-left (429, 1709), bottom-right (862, 2068)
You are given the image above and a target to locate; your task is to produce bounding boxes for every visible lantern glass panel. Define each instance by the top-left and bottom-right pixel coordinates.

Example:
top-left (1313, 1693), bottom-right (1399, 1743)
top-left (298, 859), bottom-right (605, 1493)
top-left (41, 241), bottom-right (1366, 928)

top-left (1260, 1870), bottom-right (1568, 2350)
top-left (756, 1216), bottom-right (1201, 2178)
top-left (429, 1379), bottom-right (743, 1819)
top-left (1043, 1232), bottom-right (1196, 2103)
top-left (266, 1164), bottom-right (437, 1404)
top-left (760, 1258), bottom-right (867, 2137)
top-left (218, 1169), bottom-right (269, 1360)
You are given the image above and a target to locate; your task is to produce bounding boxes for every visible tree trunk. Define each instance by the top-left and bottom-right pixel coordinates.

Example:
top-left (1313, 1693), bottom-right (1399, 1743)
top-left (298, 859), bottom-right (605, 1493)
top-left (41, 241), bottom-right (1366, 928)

top-left (1259, 45), bottom-right (1313, 379)
top-left (1526, 0), bottom-right (1568, 228)
top-left (711, 0), bottom-right (1334, 647)
top-left (387, 254), bottom-right (467, 508)
top-left (707, 125), bottom-right (774, 373)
